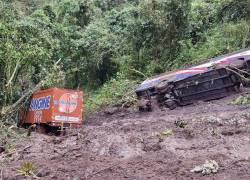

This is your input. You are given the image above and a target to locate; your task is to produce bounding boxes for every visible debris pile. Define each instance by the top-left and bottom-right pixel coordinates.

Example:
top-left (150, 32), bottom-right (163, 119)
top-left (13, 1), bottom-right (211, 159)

top-left (191, 160), bottom-right (219, 175)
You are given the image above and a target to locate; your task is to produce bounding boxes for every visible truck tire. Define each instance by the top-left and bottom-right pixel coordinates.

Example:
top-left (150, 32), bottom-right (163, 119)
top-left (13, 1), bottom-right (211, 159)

top-left (36, 124), bottom-right (46, 134)
top-left (164, 99), bottom-right (177, 110)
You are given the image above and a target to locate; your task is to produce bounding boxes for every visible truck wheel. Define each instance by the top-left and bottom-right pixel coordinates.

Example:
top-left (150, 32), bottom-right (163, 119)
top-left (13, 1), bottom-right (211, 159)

top-left (36, 124), bottom-right (46, 134)
top-left (156, 94), bottom-right (165, 103)
top-left (164, 100), bottom-right (177, 110)
top-left (233, 84), bottom-right (241, 92)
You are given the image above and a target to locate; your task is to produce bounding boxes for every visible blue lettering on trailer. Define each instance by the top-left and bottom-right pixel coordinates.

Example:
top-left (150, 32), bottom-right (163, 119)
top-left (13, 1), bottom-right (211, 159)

top-left (29, 96), bottom-right (51, 111)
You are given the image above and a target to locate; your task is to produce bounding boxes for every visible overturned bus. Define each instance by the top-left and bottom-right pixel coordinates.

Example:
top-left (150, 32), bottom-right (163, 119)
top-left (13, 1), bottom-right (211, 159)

top-left (136, 48), bottom-right (250, 111)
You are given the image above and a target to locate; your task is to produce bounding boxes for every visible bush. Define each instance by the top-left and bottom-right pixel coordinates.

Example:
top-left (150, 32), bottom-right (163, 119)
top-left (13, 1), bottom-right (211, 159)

top-left (232, 95), bottom-right (250, 105)
top-left (2, 0), bottom-right (250, 116)
top-left (173, 21), bottom-right (250, 69)
top-left (85, 73), bottom-right (138, 112)
top-left (0, 122), bottom-right (26, 156)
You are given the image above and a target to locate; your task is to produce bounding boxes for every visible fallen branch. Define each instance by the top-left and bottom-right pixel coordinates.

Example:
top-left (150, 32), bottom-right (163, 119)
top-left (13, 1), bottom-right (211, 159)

top-left (130, 68), bottom-right (148, 78)
top-left (226, 66), bottom-right (250, 82)
top-left (6, 60), bottom-right (20, 87)
top-left (1, 59), bottom-right (62, 121)
top-left (0, 145), bottom-right (31, 160)
top-left (1, 80), bottom-right (43, 119)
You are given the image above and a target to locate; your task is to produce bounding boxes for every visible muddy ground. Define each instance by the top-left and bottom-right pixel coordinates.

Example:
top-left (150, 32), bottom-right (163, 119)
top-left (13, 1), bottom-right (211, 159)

top-left (1, 92), bottom-right (250, 180)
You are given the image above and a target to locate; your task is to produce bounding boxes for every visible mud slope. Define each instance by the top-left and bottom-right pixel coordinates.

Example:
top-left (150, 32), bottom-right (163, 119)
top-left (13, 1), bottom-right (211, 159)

top-left (1, 93), bottom-right (250, 180)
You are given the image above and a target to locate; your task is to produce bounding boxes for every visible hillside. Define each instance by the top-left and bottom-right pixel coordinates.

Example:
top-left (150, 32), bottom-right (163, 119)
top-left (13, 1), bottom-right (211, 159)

top-left (1, 0), bottom-right (250, 114)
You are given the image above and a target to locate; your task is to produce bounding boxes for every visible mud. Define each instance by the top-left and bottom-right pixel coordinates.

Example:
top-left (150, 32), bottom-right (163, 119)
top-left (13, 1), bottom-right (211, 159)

top-left (1, 92), bottom-right (250, 180)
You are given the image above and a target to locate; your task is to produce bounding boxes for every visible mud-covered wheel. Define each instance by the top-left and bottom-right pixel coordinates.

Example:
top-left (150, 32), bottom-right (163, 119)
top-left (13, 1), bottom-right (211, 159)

top-left (36, 124), bottom-right (47, 134)
top-left (156, 94), bottom-right (165, 103)
top-left (164, 99), bottom-right (177, 110)
top-left (233, 84), bottom-right (241, 92)
top-left (138, 98), bottom-right (152, 112)
top-left (230, 74), bottom-right (242, 92)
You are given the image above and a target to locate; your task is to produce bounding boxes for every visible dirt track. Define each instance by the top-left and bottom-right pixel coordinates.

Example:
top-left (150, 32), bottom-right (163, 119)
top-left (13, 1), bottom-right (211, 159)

top-left (1, 93), bottom-right (250, 180)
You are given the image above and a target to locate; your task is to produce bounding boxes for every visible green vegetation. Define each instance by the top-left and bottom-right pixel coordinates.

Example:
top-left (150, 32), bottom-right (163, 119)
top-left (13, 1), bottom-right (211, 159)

top-left (16, 162), bottom-right (37, 177)
top-left (85, 73), bottom-right (138, 112)
top-left (161, 128), bottom-right (173, 137)
top-left (232, 94), bottom-right (250, 105)
top-left (0, 121), bottom-right (26, 161)
top-left (0, 0), bottom-right (250, 117)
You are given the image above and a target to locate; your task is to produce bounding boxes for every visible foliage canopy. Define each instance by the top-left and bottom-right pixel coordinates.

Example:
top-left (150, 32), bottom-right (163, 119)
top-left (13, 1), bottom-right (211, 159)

top-left (0, 0), bottom-right (250, 114)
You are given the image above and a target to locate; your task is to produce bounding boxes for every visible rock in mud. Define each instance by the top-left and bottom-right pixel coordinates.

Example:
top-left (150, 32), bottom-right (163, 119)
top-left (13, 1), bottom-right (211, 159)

top-left (206, 116), bottom-right (223, 125)
top-left (52, 137), bottom-right (63, 144)
top-left (143, 136), bottom-right (163, 152)
top-left (191, 160), bottom-right (219, 175)
top-left (36, 168), bottom-right (50, 177)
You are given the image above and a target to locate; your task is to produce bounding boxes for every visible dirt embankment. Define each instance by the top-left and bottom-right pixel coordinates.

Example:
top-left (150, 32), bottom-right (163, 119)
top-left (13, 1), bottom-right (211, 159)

top-left (1, 93), bottom-right (250, 180)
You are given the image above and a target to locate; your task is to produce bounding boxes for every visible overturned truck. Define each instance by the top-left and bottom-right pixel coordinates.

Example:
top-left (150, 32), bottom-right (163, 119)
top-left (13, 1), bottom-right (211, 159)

top-left (136, 48), bottom-right (250, 111)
